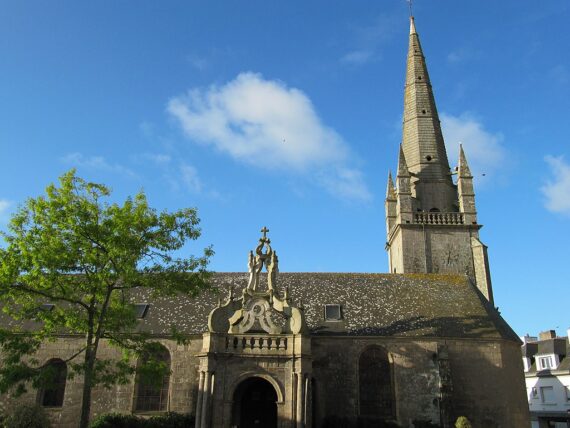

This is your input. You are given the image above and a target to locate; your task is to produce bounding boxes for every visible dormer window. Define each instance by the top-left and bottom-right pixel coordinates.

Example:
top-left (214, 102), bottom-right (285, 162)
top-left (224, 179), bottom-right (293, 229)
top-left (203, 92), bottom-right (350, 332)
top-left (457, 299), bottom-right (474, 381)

top-left (134, 303), bottom-right (150, 319)
top-left (538, 355), bottom-right (555, 370)
top-left (324, 304), bottom-right (342, 321)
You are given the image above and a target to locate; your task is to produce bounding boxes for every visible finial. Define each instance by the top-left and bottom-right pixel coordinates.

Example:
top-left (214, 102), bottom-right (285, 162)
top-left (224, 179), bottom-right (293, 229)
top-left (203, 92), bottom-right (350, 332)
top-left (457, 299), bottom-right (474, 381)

top-left (386, 171), bottom-right (396, 199)
top-left (260, 226), bottom-right (269, 242)
top-left (458, 144), bottom-right (473, 178)
top-left (397, 145), bottom-right (410, 177)
top-left (408, 0), bottom-right (413, 17)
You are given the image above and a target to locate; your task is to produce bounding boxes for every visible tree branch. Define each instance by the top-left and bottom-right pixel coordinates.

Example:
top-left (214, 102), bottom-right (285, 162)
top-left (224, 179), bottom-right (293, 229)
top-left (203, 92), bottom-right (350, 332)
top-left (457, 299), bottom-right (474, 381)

top-left (13, 284), bottom-right (89, 311)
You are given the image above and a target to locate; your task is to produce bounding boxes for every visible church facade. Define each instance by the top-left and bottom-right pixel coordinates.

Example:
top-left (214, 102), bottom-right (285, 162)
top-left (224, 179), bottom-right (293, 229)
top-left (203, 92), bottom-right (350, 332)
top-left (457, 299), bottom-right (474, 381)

top-left (0, 17), bottom-right (530, 428)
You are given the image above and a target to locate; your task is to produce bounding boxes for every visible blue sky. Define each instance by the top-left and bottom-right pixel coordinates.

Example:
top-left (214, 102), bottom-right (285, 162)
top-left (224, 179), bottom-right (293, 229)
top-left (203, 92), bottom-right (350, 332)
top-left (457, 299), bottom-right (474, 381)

top-left (1, 1), bottom-right (569, 337)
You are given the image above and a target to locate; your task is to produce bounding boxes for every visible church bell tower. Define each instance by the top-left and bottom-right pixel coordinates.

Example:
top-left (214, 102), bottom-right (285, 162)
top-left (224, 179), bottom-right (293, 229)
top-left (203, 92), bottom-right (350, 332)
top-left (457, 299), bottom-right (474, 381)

top-left (385, 17), bottom-right (494, 303)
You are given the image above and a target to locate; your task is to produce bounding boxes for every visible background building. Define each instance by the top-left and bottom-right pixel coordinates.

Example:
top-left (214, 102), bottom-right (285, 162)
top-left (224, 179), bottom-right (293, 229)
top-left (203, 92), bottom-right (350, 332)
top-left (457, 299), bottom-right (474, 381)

top-left (522, 330), bottom-right (570, 428)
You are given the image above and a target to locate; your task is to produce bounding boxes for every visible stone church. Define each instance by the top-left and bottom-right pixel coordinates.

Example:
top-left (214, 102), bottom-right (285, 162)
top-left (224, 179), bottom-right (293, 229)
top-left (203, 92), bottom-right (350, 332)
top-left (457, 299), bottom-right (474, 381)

top-left (1, 17), bottom-right (530, 428)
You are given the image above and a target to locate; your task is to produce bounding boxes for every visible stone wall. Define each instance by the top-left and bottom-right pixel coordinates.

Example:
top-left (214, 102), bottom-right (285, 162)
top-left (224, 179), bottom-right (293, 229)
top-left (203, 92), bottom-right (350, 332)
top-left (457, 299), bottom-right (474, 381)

top-left (0, 335), bottom-right (529, 428)
top-left (0, 336), bottom-right (203, 427)
top-left (312, 337), bottom-right (529, 428)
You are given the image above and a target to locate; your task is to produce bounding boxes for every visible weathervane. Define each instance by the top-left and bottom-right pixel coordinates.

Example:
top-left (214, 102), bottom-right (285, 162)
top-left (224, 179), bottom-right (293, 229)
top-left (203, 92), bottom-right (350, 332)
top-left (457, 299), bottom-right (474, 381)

top-left (407, 0), bottom-right (413, 17)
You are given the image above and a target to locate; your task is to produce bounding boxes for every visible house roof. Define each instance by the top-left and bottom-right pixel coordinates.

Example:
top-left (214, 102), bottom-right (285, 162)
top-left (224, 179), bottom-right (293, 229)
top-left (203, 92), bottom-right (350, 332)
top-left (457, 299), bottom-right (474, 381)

top-left (0, 273), bottom-right (519, 342)
top-left (523, 336), bottom-right (570, 374)
top-left (129, 272), bottom-right (518, 341)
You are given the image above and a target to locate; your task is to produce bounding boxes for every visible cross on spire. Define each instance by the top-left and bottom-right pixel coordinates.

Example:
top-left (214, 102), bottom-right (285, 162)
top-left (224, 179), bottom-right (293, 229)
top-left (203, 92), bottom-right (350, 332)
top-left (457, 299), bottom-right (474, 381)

top-left (260, 226), bottom-right (269, 241)
top-left (407, 0), bottom-right (413, 17)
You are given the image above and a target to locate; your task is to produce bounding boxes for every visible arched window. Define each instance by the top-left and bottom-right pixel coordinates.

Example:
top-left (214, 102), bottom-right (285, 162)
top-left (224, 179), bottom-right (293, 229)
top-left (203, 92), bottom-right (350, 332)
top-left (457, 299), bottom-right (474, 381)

top-left (134, 345), bottom-right (171, 412)
top-left (39, 359), bottom-right (67, 407)
top-left (358, 346), bottom-right (394, 419)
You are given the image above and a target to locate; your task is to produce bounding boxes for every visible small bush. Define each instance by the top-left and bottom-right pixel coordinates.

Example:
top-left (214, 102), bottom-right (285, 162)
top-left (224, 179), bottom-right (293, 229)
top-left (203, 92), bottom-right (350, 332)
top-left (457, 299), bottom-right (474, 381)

top-left (357, 417), bottom-right (401, 428)
top-left (413, 420), bottom-right (441, 428)
top-left (455, 416), bottom-right (472, 428)
top-left (90, 412), bottom-right (195, 428)
top-left (90, 413), bottom-right (142, 428)
top-left (147, 413), bottom-right (195, 428)
top-left (322, 416), bottom-right (355, 428)
top-left (3, 403), bottom-right (51, 428)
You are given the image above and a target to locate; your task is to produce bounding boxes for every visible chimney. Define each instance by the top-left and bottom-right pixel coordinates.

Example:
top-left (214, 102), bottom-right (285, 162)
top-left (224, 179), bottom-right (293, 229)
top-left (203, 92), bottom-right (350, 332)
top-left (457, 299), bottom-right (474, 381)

top-left (539, 330), bottom-right (557, 340)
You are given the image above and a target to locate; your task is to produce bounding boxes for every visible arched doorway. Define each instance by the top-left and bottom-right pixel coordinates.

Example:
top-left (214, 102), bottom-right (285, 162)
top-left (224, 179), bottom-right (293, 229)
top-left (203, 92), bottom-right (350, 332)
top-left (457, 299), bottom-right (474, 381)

top-left (232, 377), bottom-right (278, 428)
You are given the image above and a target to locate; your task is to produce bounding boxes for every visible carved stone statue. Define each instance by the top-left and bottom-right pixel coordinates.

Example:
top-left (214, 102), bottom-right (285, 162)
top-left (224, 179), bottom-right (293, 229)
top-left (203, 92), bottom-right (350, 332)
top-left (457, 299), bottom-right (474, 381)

top-left (208, 227), bottom-right (306, 335)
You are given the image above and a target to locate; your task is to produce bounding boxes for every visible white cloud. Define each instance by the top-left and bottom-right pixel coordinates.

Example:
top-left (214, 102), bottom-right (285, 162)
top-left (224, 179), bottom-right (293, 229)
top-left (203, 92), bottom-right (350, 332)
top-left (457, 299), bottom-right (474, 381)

top-left (168, 72), bottom-right (370, 201)
top-left (136, 154), bottom-right (208, 196)
top-left (179, 163), bottom-right (203, 193)
top-left (340, 14), bottom-right (396, 67)
top-left (341, 50), bottom-right (374, 66)
top-left (446, 47), bottom-right (480, 64)
top-left (61, 153), bottom-right (137, 178)
top-left (0, 199), bottom-right (11, 221)
top-left (137, 153), bottom-right (172, 166)
top-left (139, 121), bottom-right (155, 138)
top-left (440, 113), bottom-right (506, 179)
top-left (541, 155), bottom-right (570, 215)
top-left (187, 54), bottom-right (209, 71)
top-left (316, 167), bottom-right (371, 201)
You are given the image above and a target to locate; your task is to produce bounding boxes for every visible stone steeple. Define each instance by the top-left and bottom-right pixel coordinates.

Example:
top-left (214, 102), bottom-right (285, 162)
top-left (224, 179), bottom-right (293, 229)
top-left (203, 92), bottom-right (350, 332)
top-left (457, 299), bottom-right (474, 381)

top-left (385, 16), bottom-right (493, 303)
top-left (402, 17), bottom-right (457, 213)
top-left (403, 16), bottom-right (451, 180)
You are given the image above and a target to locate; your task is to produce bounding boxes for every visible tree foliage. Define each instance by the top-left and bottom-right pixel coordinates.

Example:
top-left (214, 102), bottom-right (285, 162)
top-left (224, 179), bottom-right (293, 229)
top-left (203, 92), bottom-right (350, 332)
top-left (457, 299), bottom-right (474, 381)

top-left (0, 170), bottom-right (213, 428)
top-left (2, 403), bottom-right (51, 428)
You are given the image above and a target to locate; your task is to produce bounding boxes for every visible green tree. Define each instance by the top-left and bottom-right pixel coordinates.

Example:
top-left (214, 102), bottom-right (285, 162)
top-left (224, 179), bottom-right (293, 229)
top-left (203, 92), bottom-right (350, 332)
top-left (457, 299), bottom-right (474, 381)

top-left (0, 170), bottom-right (212, 428)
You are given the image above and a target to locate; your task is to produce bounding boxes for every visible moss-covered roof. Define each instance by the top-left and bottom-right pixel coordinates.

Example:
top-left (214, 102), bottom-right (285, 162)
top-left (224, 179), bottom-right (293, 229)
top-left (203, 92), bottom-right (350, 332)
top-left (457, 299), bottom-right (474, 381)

top-left (126, 272), bottom-right (518, 341)
top-left (0, 273), bottom-right (519, 341)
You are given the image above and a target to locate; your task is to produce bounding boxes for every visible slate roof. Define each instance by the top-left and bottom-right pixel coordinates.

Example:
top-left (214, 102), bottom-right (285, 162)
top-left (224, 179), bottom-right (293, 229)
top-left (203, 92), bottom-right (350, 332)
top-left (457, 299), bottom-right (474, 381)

top-left (0, 273), bottom-right (519, 341)
top-left (523, 337), bottom-right (570, 374)
top-left (127, 272), bottom-right (518, 341)
top-left (537, 338), bottom-right (567, 355)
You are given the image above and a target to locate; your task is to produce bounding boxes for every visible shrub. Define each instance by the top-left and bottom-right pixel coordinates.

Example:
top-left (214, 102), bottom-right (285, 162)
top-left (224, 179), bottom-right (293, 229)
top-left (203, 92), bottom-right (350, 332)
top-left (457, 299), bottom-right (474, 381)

top-left (455, 416), bottom-right (472, 428)
top-left (3, 403), bottom-right (51, 428)
top-left (90, 412), bottom-right (195, 428)
top-left (322, 416), bottom-right (355, 428)
top-left (413, 420), bottom-right (441, 428)
top-left (90, 413), bottom-right (142, 428)
top-left (147, 413), bottom-right (195, 428)
top-left (357, 417), bottom-right (401, 428)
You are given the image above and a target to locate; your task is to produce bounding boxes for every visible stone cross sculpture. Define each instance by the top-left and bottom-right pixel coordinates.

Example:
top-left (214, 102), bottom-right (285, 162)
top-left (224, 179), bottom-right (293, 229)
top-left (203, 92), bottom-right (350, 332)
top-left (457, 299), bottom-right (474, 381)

top-left (207, 228), bottom-right (306, 335)
top-left (247, 226), bottom-right (278, 292)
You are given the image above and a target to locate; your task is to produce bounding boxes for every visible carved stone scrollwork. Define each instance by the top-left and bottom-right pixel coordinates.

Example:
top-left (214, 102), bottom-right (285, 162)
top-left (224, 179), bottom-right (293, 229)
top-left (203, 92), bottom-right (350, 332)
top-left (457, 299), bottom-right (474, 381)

top-left (208, 227), bottom-right (307, 335)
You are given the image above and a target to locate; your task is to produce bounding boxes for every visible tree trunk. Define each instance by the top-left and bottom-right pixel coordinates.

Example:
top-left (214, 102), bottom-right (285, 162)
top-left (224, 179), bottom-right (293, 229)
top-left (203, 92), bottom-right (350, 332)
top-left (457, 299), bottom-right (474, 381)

top-left (79, 346), bottom-right (95, 428)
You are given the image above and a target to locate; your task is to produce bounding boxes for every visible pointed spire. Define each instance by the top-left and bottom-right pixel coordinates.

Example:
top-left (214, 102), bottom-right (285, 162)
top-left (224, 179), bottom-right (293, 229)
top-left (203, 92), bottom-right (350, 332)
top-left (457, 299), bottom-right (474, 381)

top-left (458, 144), bottom-right (472, 178)
top-left (401, 16), bottom-right (451, 180)
top-left (386, 171), bottom-right (396, 199)
top-left (397, 145), bottom-right (410, 177)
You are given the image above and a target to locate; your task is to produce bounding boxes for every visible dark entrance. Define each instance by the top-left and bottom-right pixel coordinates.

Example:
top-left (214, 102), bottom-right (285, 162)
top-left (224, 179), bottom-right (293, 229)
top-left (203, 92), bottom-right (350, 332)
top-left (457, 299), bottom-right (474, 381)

top-left (232, 377), bottom-right (277, 428)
